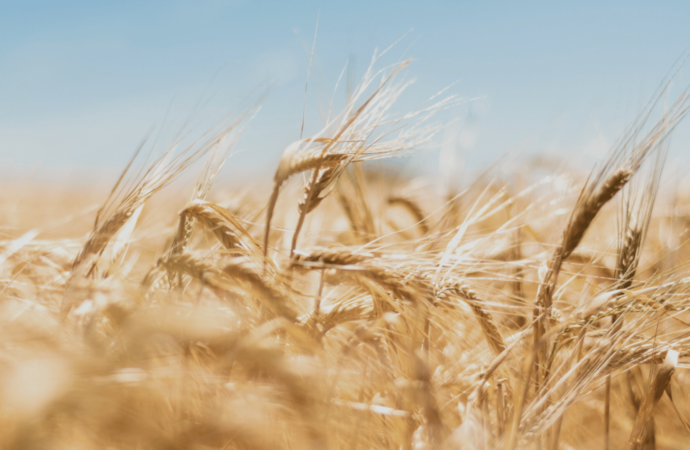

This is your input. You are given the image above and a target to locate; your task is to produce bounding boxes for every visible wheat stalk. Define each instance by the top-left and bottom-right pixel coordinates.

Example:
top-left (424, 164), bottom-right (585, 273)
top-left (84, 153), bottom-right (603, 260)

top-left (629, 350), bottom-right (678, 449)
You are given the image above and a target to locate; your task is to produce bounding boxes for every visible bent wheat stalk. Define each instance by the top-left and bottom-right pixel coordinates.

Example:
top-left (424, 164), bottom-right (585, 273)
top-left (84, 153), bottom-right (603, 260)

top-left (629, 350), bottom-right (678, 449)
top-left (289, 61), bottom-right (410, 257)
top-left (388, 196), bottom-right (429, 235)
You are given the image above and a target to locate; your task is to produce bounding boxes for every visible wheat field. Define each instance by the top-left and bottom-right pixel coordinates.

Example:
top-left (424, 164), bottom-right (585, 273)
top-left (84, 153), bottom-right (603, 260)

top-left (3, 54), bottom-right (690, 450)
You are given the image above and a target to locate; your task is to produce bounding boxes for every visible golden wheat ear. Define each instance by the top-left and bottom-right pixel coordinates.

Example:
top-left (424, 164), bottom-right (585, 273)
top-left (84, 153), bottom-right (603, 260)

top-left (603, 147), bottom-right (667, 447)
top-left (537, 62), bottom-right (690, 314)
top-left (263, 145), bottom-right (347, 260)
top-left (167, 134), bottom-right (238, 260)
top-left (64, 108), bottom-right (257, 317)
top-left (289, 62), bottom-right (410, 256)
top-left (265, 57), bottom-right (463, 260)
top-left (449, 285), bottom-right (506, 357)
top-left (222, 259), bottom-right (297, 321)
top-left (167, 201), bottom-right (265, 266)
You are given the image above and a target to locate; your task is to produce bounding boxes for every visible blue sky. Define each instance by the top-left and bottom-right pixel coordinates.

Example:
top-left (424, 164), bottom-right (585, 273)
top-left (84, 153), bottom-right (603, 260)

top-left (2, 1), bottom-right (690, 181)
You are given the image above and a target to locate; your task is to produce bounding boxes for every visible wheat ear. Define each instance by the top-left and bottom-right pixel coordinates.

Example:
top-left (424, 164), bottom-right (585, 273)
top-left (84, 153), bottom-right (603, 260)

top-left (180, 202), bottom-right (263, 256)
top-left (263, 150), bottom-right (351, 260)
top-left (222, 259), bottom-right (297, 321)
top-left (532, 167), bottom-right (632, 397)
top-left (289, 61), bottom-right (410, 257)
top-left (441, 285), bottom-right (507, 357)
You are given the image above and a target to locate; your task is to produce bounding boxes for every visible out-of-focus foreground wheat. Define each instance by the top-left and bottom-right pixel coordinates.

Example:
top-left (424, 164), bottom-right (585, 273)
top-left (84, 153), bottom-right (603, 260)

top-left (4, 54), bottom-right (690, 450)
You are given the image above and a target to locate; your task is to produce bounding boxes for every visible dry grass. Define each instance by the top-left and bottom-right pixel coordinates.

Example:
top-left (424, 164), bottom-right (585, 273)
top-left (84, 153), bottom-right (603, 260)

top-left (4, 55), bottom-right (690, 450)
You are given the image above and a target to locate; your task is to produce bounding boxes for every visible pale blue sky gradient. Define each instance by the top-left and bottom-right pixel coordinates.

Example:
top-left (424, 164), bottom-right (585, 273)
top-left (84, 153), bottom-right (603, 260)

top-left (2, 1), bottom-right (690, 181)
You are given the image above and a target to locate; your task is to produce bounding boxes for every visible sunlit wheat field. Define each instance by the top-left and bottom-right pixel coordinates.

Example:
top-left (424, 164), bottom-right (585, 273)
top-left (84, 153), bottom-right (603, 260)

top-left (3, 50), bottom-right (690, 450)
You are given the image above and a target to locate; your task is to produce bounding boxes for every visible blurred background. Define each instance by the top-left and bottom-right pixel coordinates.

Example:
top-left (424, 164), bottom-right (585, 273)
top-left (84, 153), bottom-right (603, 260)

top-left (2, 0), bottom-right (690, 185)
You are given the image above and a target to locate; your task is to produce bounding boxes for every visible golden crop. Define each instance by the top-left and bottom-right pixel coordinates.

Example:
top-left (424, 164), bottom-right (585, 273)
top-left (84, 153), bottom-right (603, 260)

top-left (2, 55), bottom-right (690, 449)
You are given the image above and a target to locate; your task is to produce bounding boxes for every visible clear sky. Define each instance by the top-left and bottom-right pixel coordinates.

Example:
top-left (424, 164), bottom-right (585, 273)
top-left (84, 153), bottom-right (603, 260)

top-left (2, 1), bottom-right (690, 182)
